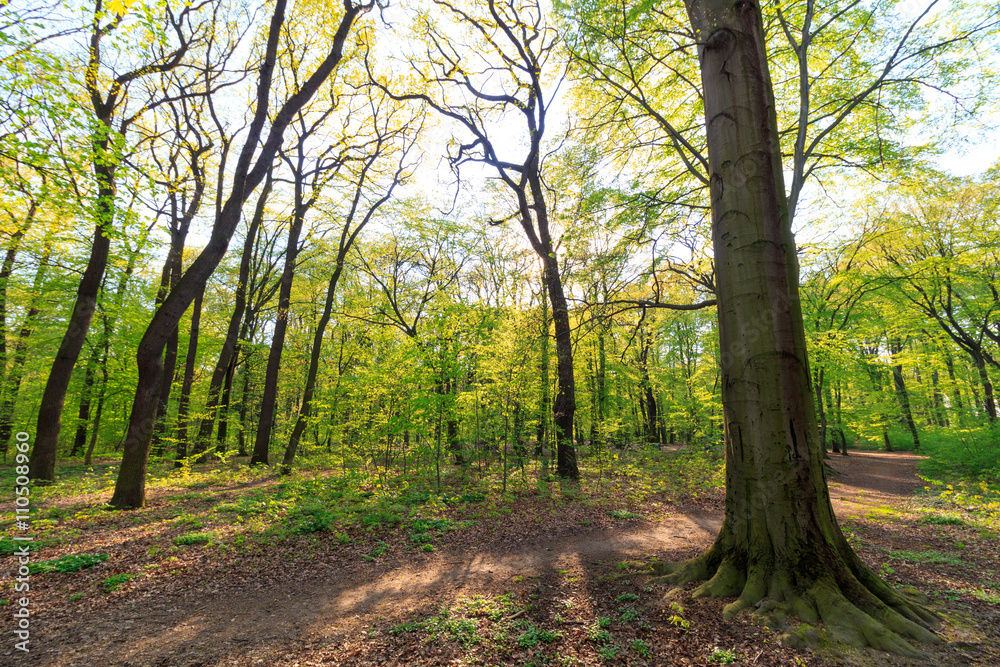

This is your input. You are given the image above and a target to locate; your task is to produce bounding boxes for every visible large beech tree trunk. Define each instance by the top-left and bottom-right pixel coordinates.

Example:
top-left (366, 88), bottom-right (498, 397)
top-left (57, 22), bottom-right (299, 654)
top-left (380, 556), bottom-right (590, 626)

top-left (656, 0), bottom-right (939, 656)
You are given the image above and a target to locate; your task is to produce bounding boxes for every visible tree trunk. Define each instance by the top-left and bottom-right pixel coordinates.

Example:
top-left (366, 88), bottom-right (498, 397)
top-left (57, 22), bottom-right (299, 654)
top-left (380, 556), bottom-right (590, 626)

top-left (216, 356), bottom-right (236, 454)
top-left (971, 351), bottom-right (997, 422)
top-left (70, 346), bottom-right (99, 457)
top-left (174, 289), bottom-right (203, 465)
top-left (536, 268), bottom-right (549, 455)
top-left (543, 253), bottom-right (578, 478)
top-left (930, 368), bottom-right (947, 427)
top-left (657, 1), bottom-right (938, 656)
top-left (889, 337), bottom-right (920, 449)
top-left (813, 366), bottom-right (828, 453)
top-left (84, 337), bottom-right (110, 466)
top-left (0, 201), bottom-right (36, 390)
top-left (250, 201), bottom-right (308, 465)
top-left (944, 351), bottom-right (965, 424)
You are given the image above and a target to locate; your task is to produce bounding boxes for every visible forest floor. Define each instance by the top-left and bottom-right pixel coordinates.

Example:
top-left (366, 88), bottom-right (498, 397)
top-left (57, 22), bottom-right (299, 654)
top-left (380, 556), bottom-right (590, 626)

top-left (2, 449), bottom-right (999, 667)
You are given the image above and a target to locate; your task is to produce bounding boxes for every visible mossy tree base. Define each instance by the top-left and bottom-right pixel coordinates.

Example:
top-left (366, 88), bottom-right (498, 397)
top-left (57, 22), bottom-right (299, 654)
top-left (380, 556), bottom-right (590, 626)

top-left (650, 534), bottom-right (941, 657)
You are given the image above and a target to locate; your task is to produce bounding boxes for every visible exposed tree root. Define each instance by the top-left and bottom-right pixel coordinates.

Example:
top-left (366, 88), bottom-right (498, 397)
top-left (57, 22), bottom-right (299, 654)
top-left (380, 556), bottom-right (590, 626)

top-left (649, 541), bottom-right (942, 658)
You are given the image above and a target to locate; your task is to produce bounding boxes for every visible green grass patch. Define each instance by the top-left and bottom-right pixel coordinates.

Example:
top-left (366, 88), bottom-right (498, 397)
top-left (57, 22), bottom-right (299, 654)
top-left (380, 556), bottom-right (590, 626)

top-left (886, 549), bottom-right (964, 566)
top-left (921, 514), bottom-right (966, 526)
top-left (173, 532), bottom-right (213, 546)
top-left (28, 553), bottom-right (108, 574)
top-left (103, 573), bottom-right (135, 592)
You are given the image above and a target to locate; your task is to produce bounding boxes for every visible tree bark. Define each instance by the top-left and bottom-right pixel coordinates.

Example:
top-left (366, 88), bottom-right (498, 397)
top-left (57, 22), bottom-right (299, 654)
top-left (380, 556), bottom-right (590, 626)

top-left (536, 269), bottom-right (549, 456)
top-left (176, 288), bottom-right (204, 465)
top-left (656, 0), bottom-right (939, 655)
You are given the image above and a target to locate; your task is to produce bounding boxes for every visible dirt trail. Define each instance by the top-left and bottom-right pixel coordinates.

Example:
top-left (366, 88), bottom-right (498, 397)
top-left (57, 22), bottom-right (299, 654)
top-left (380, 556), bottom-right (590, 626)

top-left (11, 451), bottom-right (928, 667)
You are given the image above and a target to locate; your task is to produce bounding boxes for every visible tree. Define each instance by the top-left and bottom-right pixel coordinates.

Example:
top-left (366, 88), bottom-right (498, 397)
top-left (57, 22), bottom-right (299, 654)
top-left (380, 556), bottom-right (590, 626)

top-left (29, 0), bottom-right (215, 482)
top-left (110, 0), bottom-right (379, 508)
top-left (650, 0), bottom-right (940, 655)
top-left (371, 0), bottom-right (581, 478)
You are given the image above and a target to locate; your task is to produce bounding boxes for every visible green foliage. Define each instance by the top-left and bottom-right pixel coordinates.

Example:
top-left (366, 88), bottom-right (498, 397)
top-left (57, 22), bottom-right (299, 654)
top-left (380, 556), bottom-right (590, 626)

top-left (629, 638), bottom-right (652, 658)
top-left (364, 541), bottom-right (390, 561)
top-left (921, 514), bottom-right (966, 526)
top-left (103, 573), bottom-right (135, 592)
top-left (917, 425), bottom-right (1000, 478)
top-left (597, 644), bottom-right (620, 660)
top-left (515, 622), bottom-right (562, 648)
top-left (587, 626), bottom-right (613, 644)
top-left (173, 533), bottom-right (213, 547)
top-left (617, 605), bottom-right (639, 623)
top-left (28, 553), bottom-right (108, 574)
top-left (710, 648), bottom-right (738, 664)
top-left (886, 549), bottom-right (964, 566)
top-left (287, 505), bottom-right (335, 534)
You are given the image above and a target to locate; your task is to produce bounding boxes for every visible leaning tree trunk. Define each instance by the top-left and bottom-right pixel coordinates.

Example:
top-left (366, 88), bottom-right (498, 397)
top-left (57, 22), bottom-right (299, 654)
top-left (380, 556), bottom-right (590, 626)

top-left (656, 0), bottom-right (939, 656)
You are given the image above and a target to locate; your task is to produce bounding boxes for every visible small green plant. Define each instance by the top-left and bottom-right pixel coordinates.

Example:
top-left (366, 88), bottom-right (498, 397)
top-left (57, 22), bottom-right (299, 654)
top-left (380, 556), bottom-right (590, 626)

top-left (629, 638), bottom-right (652, 658)
top-left (618, 605), bottom-right (639, 623)
top-left (710, 647), bottom-right (738, 664)
top-left (28, 553), bottom-right (108, 574)
top-left (516, 623), bottom-right (561, 648)
top-left (667, 601), bottom-right (690, 629)
top-left (420, 544), bottom-right (435, 552)
top-left (587, 626), bottom-right (613, 644)
top-left (288, 505), bottom-right (334, 534)
top-left (364, 541), bottom-right (390, 561)
top-left (597, 644), bottom-right (620, 660)
top-left (922, 514), bottom-right (966, 526)
top-left (173, 532), bottom-right (213, 546)
top-left (615, 592), bottom-right (638, 603)
top-left (597, 616), bottom-right (611, 628)
top-left (103, 573), bottom-right (135, 592)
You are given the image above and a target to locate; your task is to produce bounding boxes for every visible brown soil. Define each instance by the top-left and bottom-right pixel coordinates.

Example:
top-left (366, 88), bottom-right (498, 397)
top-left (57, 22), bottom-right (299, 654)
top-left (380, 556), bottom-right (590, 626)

top-left (3, 451), bottom-right (998, 667)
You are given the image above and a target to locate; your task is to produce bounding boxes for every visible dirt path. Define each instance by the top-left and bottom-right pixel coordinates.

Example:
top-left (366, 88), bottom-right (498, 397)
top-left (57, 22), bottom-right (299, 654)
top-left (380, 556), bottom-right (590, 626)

top-left (826, 450), bottom-right (928, 513)
top-left (8, 450), bottom-right (979, 667)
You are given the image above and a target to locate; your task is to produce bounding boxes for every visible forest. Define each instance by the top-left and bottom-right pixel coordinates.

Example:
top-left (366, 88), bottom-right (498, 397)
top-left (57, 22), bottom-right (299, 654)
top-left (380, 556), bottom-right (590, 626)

top-left (1, 0), bottom-right (999, 665)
